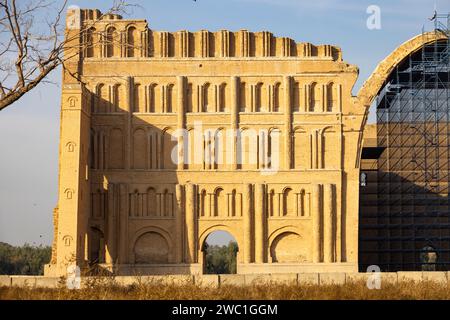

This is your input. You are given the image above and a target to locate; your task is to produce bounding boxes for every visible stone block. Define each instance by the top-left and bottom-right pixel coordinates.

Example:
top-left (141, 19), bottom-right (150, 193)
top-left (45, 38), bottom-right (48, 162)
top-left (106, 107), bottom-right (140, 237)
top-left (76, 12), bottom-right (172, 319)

top-left (319, 273), bottom-right (346, 285)
top-left (298, 273), bottom-right (319, 285)
top-left (11, 276), bottom-right (37, 287)
top-left (269, 273), bottom-right (297, 285)
top-left (219, 274), bottom-right (245, 286)
top-left (244, 274), bottom-right (270, 285)
top-left (194, 275), bottom-right (219, 288)
top-left (35, 277), bottom-right (60, 288)
top-left (346, 272), bottom-right (370, 284)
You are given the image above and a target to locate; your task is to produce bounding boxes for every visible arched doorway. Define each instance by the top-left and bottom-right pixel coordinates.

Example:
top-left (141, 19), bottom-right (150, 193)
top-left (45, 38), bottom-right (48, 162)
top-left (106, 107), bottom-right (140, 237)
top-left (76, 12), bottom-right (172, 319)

top-left (89, 227), bottom-right (105, 264)
top-left (201, 230), bottom-right (238, 274)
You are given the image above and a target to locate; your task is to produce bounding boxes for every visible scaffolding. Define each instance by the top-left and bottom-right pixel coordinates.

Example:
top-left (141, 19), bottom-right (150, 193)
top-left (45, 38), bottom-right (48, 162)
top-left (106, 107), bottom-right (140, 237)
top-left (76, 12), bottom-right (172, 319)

top-left (359, 13), bottom-right (450, 271)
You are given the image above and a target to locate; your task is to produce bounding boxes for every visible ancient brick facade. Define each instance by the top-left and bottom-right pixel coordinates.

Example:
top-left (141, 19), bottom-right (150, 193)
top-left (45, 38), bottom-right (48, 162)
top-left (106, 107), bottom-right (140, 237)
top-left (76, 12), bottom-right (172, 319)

top-left (45, 8), bottom-right (365, 276)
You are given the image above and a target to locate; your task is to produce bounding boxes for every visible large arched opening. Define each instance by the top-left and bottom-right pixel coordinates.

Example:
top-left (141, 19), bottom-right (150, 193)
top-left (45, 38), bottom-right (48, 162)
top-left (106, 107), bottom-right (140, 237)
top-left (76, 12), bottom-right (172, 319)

top-left (89, 227), bottom-right (105, 264)
top-left (358, 30), bottom-right (450, 271)
top-left (201, 230), bottom-right (238, 274)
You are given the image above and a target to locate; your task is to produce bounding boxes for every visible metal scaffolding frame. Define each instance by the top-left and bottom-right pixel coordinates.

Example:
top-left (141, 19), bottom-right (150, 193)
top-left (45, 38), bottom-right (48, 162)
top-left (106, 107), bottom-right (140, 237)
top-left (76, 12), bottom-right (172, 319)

top-left (359, 14), bottom-right (450, 271)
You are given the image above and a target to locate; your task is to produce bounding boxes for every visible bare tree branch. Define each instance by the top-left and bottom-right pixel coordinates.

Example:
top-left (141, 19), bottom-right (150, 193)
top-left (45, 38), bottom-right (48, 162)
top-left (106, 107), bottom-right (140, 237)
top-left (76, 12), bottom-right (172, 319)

top-left (0, 0), bottom-right (135, 111)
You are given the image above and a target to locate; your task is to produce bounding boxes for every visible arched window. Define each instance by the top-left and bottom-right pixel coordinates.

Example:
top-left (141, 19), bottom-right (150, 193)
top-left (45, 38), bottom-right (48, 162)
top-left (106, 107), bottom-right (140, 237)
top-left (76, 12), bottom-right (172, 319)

top-left (255, 82), bottom-right (263, 112)
top-left (326, 82), bottom-right (336, 112)
top-left (163, 189), bottom-right (172, 217)
top-left (273, 82), bottom-right (281, 112)
top-left (213, 129), bottom-right (225, 169)
top-left (127, 26), bottom-right (137, 57)
top-left (282, 188), bottom-right (294, 216)
top-left (105, 27), bottom-right (116, 58)
top-left (95, 83), bottom-right (108, 113)
top-left (166, 84), bottom-right (174, 113)
top-left (112, 84), bottom-right (125, 112)
top-left (133, 83), bottom-right (142, 113)
top-left (186, 83), bottom-right (193, 112)
top-left (292, 81), bottom-right (300, 112)
top-left (267, 128), bottom-right (281, 169)
top-left (200, 189), bottom-right (207, 217)
top-left (218, 83), bottom-right (227, 112)
top-left (147, 84), bottom-right (156, 113)
top-left (309, 82), bottom-right (317, 112)
top-left (85, 27), bottom-right (96, 58)
top-left (268, 189), bottom-right (275, 216)
top-left (239, 82), bottom-right (246, 112)
top-left (230, 189), bottom-right (237, 217)
top-left (202, 83), bottom-right (210, 112)
top-left (214, 188), bottom-right (225, 217)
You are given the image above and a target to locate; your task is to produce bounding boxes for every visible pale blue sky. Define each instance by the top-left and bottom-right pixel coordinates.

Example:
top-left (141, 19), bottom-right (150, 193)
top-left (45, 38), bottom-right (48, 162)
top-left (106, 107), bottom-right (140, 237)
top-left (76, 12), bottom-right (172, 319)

top-left (0, 0), bottom-right (449, 246)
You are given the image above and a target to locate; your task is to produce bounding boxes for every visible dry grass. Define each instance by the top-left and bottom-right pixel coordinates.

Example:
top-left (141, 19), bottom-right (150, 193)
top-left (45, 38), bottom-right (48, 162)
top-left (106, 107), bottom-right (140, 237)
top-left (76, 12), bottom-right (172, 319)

top-left (1, 279), bottom-right (450, 300)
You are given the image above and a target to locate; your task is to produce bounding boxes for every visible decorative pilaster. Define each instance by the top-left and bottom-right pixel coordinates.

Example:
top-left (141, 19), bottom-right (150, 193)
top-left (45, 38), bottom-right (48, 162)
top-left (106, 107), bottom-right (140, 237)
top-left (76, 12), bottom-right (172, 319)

top-left (185, 183), bottom-right (196, 263)
top-left (179, 30), bottom-right (189, 57)
top-left (220, 30), bottom-right (230, 57)
top-left (284, 76), bottom-right (292, 169)
top-left (105, 183), bottom-right (116, 264)
top-left (243, 183), bottom-right (252, 264)
top-left (312, 184), bottom-right (322, 263)
top-left (338, 84), bottom-right (342, 112)
top-left (318, 130), bottom-right (323, 169)
top-left (230, 76), bottom-right (239, 170)
top-left (118, 183), bottom-right (129, 264)
top-left (322, 84), bottom-right (327, 112)
top-left (240, 30), bottom-right (250, 57)
top-left (282, 37), bottom-right (291, 57)
top-left (323, 184), bottom-right (335, 263)
top-left (141, 29), bottom-right (149, 57)
top-left (125, 76), bottom-right (133, 170)
top-left (262, 31), bottom-right (272, 57)
top-left (254, 183), bottom-right (265, 263)
top-left (175, 184), bottom-right (184, 263)
top-left (201, 30), bottom-right (209, 57)
top-left (177, 76), bottom-right (186, 170)
top-left (160, 31), bottom-right (169, 57)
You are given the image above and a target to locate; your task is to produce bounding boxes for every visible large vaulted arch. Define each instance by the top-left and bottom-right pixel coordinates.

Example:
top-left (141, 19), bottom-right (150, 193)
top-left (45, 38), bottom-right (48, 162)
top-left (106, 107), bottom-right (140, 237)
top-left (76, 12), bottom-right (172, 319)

top-left (358, 31), bottom-right (448, 108)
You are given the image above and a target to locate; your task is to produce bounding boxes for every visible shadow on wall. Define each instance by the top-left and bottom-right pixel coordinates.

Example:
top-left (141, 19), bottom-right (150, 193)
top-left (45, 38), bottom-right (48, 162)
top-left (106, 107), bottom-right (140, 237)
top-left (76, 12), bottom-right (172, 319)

top-left (84, 86), bottom-right (180, 271)
top-left (359, 169), bottom-right (450, 272)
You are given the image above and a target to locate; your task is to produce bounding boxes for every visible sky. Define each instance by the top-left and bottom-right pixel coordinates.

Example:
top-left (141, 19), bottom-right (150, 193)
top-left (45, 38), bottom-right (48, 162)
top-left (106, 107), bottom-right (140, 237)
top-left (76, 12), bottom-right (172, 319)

top-left (0, 0), bottom-right (449, 247)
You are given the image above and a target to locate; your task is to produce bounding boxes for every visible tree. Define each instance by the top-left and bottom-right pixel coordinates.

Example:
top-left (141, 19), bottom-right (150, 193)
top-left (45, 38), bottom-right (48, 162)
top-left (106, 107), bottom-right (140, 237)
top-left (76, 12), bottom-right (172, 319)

top-left (0, 0), bottom-right (132, 111)
top-left (0, 242), bottom-right (51, 275)
top-left (204, 241), bottom-right (238, 274)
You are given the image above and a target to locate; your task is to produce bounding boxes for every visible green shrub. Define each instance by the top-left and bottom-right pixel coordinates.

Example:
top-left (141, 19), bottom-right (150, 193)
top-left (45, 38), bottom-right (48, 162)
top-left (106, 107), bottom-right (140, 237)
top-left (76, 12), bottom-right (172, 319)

top-left (0, 242), bottom-right (51, 275)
